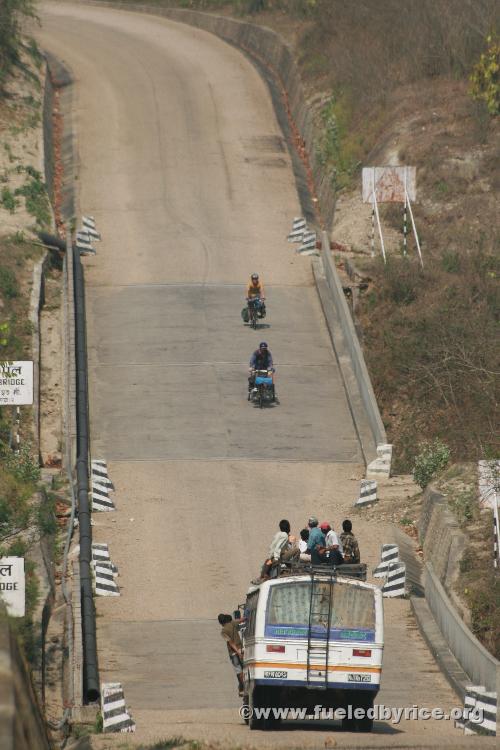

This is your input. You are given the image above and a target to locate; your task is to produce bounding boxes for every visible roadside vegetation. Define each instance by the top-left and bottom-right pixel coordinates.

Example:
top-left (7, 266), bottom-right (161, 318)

top-left (0, 0), bottom-right (61, 671)
top-left (0, 234), bottom-right (53, 663)
top-left (0, 0), bottom-right (38, 89)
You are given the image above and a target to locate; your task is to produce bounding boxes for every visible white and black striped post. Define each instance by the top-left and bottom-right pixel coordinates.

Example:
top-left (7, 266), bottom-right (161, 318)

top-left (494, 500), bottom-right (499, 569)
top-left (298, 230), bottom-right (318, 255)
top-left (82, 215), bottom-right (101, 241)
top-left (287, 217), bottom-right (307, 242)
top-left (91, 543), bottom-right (120, 596)
top-left (402, 166), bottom-right (408, 256)
top-left (403, 197), bottom-right (408, 256)
top-left (101, 683), bottom-right (135, 733)
top-left (15, 406), bottom-right (20, 453)
top-left (382, 561), bottom-right (406, 598)
top-left (355, 479), bottom-right (377, 508)
top-left (373, 544), bottom-right (399, 578)
top-left (455, 686), bottom-right (497, 737)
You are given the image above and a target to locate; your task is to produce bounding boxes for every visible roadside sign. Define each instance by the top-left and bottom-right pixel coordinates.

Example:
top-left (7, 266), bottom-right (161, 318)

top-left (0, 361), bottom-right (33, 405)
top-left (362, 166), bottom-right (416, 203)
top-left (0, 557), bottom-right (25, 617)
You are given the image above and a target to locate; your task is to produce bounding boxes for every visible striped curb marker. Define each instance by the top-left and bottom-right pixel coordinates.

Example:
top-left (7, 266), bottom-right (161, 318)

top-left (91, 544), bottom-right (119, 596)
top-left (381, 561), bottom-right (406, 598)
top-left (297, 230), bottom-right (318, 255)
top-left (92, 481), bottom-right (116, 512)
top-left (75, 229), bottom-right (96, 254)
top-left (287, 216), bottom-right (307, 242)
top-left (91, 460), bottom-right (114, 488)
top-left (91, 545), bottom-right (118, 574)
top-left (82, 215), bottom-right (102, 241)
top-left (75, 238), bottom-right (96, 255)
top-left (94, 563), bottom-right (120, 597)
top-left (373, 543), bottom-right (399, 578)
top-left (92, 542), bottom-right (112, 564)
top-left (367, 443), bottom-right (393, 477)
top-left (355, 479), bottom-right (377, 507)
top-left (455, 686), bottom-right (497, 736)
top-left (101, 683), bottom-right (135, 733)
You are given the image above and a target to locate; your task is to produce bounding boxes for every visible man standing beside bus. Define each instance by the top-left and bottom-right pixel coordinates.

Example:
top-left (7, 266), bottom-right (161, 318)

top-left (218, 613), bottom-right (244, 696)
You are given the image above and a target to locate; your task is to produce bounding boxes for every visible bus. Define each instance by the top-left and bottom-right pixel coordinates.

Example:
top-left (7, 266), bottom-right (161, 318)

top-left (240, 566), bottom-right (383, 731)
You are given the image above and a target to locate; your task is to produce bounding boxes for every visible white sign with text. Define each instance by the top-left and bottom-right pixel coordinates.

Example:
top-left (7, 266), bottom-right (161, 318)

top-left (0, 557), bottom-right (25, 617)
top-left (0, 361), bottom-right (33, 405)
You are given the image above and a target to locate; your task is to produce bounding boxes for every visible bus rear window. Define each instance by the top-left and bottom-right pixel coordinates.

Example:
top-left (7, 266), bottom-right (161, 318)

top-left (266, 581), bottom-right (375, 631)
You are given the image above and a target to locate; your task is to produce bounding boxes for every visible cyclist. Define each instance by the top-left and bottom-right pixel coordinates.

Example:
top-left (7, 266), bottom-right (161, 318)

top-left (246, 273), bottom-right (266, 319)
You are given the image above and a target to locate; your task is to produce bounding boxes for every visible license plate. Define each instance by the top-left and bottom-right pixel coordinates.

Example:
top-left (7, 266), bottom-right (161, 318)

top-left (348, 673), bottom-right (371, 682)
top-left (264, 670), bottom-right (287, 679)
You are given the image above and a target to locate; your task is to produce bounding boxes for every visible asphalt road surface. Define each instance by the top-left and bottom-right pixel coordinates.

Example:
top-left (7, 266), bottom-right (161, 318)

top-left (38, 3), bottom-right (485, 747)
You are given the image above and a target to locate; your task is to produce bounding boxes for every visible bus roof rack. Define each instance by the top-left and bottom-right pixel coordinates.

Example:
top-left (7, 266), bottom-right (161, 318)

top-left (271, 561), bottom-right (367, 582)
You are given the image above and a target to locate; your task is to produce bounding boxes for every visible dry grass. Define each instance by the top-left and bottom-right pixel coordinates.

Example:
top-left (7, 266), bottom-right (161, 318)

top-left (357, 248), bottom-right (499, 472)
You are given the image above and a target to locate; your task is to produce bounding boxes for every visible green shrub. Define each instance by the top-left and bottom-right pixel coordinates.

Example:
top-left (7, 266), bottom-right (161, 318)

top-left (449, 488), bottom-right (475, 525)
top-left (413, 439), bottom-right (451, 488)
top-left (0, 266), bottom-right (19, 298)
top-left (15, 174), bottom-right (51, 227)
top-left (470, 35), bottom-right (500, 115)
top-left (4, 444), bottom-right (40, 484)
top-left (37, 492), bottom-right (57, 537)
top-left (0, 187), bottom-right (18, 213)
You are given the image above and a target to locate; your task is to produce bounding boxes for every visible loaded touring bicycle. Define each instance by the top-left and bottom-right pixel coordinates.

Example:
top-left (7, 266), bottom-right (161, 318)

top-left (239, 564), bottom-right (383, 731)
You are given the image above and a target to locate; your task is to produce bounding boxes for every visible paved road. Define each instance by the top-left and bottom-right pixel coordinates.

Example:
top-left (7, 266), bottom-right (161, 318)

top-left (38, 3), bottom-right (475, 746)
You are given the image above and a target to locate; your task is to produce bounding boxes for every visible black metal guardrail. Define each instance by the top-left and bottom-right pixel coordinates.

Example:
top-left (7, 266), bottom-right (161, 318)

top-left (73, 242), bottom-right (100, 702)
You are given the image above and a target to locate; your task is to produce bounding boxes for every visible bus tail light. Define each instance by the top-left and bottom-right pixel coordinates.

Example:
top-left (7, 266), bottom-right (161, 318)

top-left (353, 648), bottom-right (372, 657)
top-left (266, 645), bottom-right (285, 653)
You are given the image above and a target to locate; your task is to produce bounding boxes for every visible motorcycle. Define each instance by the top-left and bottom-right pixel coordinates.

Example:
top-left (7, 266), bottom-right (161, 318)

top-left (248, 369), bottom-right (276, 408)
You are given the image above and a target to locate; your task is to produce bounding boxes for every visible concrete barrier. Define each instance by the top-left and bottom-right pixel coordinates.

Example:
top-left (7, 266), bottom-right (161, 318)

top-left (318, 232), bottom-right (388, 469)
top-left (414, 487), bottom-right (500, 734)
top-left (424, 563), bottom-right (500, 696)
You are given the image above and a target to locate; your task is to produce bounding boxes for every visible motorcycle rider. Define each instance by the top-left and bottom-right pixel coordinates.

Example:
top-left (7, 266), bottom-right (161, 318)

top-left (246, 273), bottom-right (266, 319)
top-left (248, 341), bottom-right (276, 401)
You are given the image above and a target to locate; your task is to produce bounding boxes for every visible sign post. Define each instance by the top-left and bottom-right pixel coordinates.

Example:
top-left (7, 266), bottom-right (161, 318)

top-left (0, 557), bottom-right (25, 617)
top-left (0, 361), bottom-right (34, 453)
top-left (0, 361), bottom-right (34, 405)
top-left (362, 166), bottom-right (421, 266)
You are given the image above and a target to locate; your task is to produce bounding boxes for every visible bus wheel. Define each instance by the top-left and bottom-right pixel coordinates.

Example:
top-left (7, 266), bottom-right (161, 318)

top-left (356, 714), bottom-right (374, 732)
top-left (356, 695), bottom-right (374, 732)
top-left (248, 688), bottom-right (265, 730)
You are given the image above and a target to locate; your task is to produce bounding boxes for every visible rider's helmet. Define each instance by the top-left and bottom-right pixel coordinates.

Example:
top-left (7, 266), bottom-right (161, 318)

top-left (251, 273), bottom-right (259, 282)
top-left (259, 342), bottom-right (268, 349)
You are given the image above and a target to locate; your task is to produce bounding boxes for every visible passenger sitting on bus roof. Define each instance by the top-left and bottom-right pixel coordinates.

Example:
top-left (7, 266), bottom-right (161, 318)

top-left (311, 522), bottom-right (344, 566)
top-left (260, 519), bottom-right (295, 578)
top-left (282, 533), bottom-right (300, 566)
top-left (218, 613), bottom-right (244, 696)
top-left (320, 521), bottom-right (344, 554)
top-left (299, 528), bottom-right (311, 561)
top-left (340, 519), bottom-right (360, 564)
top-left (306, 516), bottom-right (325, 552)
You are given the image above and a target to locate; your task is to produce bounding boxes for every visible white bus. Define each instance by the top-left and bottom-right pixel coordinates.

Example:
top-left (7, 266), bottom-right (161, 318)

top-left (240, 567), bottom-right (383, 731)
